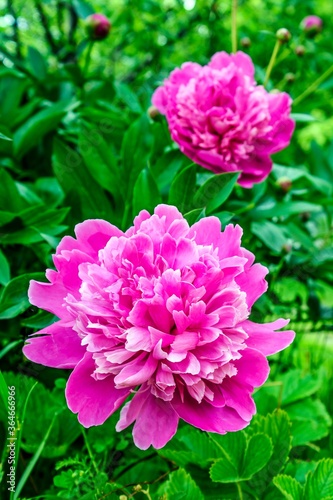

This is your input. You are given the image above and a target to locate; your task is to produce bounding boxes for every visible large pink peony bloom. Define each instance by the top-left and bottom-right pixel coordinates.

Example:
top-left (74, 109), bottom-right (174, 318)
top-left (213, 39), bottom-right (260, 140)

top-left (23, 205), bottom-right (295, 449)
top-left (152, 52), bottom-right (295, 188)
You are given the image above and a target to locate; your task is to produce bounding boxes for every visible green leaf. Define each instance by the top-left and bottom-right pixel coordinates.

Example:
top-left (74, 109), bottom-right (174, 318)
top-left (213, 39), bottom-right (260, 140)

top-left (0, 132), bottom-right (12, 141)
top-left (251, 220), bottom-right (289, 253)
top-left (286, 399), bottom-right (332, 446)
top-left (164, 468), bottom-right (204, 500)
top-left (242, 434), bottom-right (273, 478)
top-left (27, 46), bottom-right (47, 80)
top-left (14, 100), bottom-right (74, 158)
top-left (0, 370), bottom-right (8, 412)
top-left (193, 172), bottom-right (239, 214)
top-left (132, 168), bottom-right (162, 216)
top-left (304, 459), bottom-right (333, 500)
top-left (53, 138), bottom-right (115, 221)
top-left (210, 433), bottom-right (272, 482)
top-left (114, 81), bottom-right (143, 114)
top-left (184, 208), bottom-right (206, 226)
top-left (273, 475), bottom-right (304, 500)
top-left (168, 164), bottom-right (197, 213)
top-left (72, 0), bottom-right (94, 17)
top-left (79, 122), bottom-right (121, 199)
top-left (0, 272), bottom-right (46, 319)
top-left (121, 114), bottom-right (152, 197)
top-left (0, 249), bottom-right (10, 285)
top-left (280, 369), bottom-right (321, 405)
top-left (291, 113), bottom-right (316, 123)
top-left (0, 169), bottom-right (26, 213)
top-left (248, 411), bottom-right (292, 493)
top-left (0, 340), bottom-right (23, 361)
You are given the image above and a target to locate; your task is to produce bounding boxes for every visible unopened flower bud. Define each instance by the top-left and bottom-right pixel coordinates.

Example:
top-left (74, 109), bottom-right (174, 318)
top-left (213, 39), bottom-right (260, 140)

top-left (282, 243), bottom-right (292, 253)
top-left (300, 15), bottom-right (323, 36)
top-left (276, 28), bottom-right (291, 43)
top-left (240, 37), bottom-right (251, 48)
top-left (285, 72), bottom-right (295, 83)
top-left (295, 45), bottom-right (306, 57)
top-left (85, 13), bottom-right (111, 41)
top-left (147, 105), bottom-right (160, 120)
top-left (276, 176), bottom-right (292, 192)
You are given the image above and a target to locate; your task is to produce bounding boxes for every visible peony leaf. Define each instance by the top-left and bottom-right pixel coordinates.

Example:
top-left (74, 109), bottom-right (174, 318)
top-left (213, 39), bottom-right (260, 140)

top-left (164, 468), bottom-right (204, 500)
top-left (251, 220), bottom-right (290, 253)
top-left (0, 272), bottom-right (46, 319)
top-left (168, 163), bottom-right (197, 213)
top-left (0, 249), bottom-right (10, 286)
top-left (14, 100), bottom-right (75, 158)
top-left (304, 459), bottom-right (333, 500)
top-left (79, 121), bottom-right (121, 200)
top-left (133, 168), bottom-right (162, 217)
top-left (273, 475), bottom-right (304, 500)
top-left (193, 171), bottom-right (240, 214)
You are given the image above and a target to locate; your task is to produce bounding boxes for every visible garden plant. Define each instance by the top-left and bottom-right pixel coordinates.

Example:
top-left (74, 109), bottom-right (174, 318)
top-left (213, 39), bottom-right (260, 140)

top-left (0, 0), bottom-right (333, 499)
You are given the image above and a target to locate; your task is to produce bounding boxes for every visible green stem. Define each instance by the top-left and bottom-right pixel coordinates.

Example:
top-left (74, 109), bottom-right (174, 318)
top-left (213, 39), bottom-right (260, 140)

top-left (81, 428), bottom-right (99, 475)
top-left (293, 63), bottom-right (333, 106)
top-left (264, 39), bottom-right (281, 87)
top-left (231, 0), bottom-right (238, 53)
top-left (236, 481), bottom-right (244, 500)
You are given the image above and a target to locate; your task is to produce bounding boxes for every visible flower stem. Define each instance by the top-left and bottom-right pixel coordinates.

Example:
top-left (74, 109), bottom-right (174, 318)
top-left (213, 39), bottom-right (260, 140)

top-left (81, 428), bottom-right (99, 475)
top-left (293, 63), bottom-right (333, 106)
top-left (264, 39), bottom-right (281, 87)
top-left (231, 0), bottom-right (238, 53)
top-left (236, 481), bottom-right (244, 500)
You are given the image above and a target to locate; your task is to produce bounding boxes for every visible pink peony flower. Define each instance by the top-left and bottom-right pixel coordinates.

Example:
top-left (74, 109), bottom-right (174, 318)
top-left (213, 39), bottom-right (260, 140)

top-left (300, 15), bottom-right (323, 35)
top-left (152, 52), bottom-right (295, 188)
top-left (85, 13), bottom-right (111, 41)
top-left (23, 205), bottom-right (295, 449)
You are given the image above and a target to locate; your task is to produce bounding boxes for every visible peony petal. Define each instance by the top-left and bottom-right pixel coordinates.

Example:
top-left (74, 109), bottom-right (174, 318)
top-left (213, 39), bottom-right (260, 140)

top-left (66, 352), bottom-right (130, 427)
top-left (23, 321), bottom-right (84, 369)
top-left (172, 392), bottom-right (249, 433)
top-left (241, 319), bottom-right (295, 355)
top-left (132, 392), bottom-right (179, 450)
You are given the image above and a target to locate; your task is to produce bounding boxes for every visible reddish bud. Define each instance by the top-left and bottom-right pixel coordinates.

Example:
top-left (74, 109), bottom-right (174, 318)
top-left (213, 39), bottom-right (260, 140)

top-left (147, 105), bottom-right (160, 120)
top-left (276, 176), bottom-right (292, 192)
top-left (240, 37), bottom-right (251, 48)
top-left (276, 28), bottom-right (292, 43)
top-left (295, 45), bottom-right (306, 57)
top-left (85, 13), bottom-right (111, 41)
top-left (300, 15), bottom-right (323, 36)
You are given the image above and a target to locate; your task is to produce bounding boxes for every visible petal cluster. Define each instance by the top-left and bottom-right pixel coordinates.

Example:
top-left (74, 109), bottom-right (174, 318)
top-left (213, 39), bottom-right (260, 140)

top-left (152, 52), bottom-right (295, 188)
top-left (23, 205), bottom-right (294, 449)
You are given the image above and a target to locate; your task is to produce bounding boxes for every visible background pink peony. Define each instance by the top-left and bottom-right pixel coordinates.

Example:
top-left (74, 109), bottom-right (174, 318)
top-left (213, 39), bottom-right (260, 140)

top-left (23, 205), bottom-right (295, 449)
top-left (152, 52), bottom-right (295, 188)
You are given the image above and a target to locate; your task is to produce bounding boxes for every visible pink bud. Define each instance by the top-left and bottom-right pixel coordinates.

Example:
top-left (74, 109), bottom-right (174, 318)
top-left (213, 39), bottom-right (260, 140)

top-left (276, 28), bottom-right (292, 43)
top-left (301, 15), bottom-right (323, 36)
top-left (85, 13), bottom-right (111, 41)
